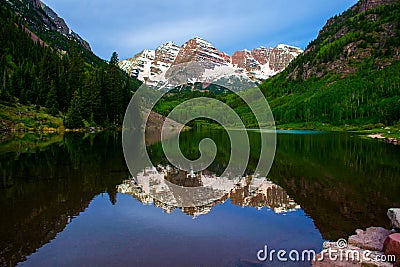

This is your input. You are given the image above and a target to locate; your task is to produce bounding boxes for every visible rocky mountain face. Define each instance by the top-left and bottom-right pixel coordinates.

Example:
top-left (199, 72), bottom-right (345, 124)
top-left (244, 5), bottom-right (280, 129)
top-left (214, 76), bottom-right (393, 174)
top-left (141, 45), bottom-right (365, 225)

top-left (231, 44), bottom-right (302, 80)
top-left (119, 49), bottom-right (155, 81)
top-left (39, 2), bottom-right (91, 51)
top-left (172, 37), bottom-right (232, 69)
top-left (152, 41), bottom-right (181, 75)
top-left (39, 2), bottom-right (69, 36)
top-left (119, 37), bottom-right (303, 87)
top-left (30, 0), bottom-right (41, 7)
top-left (3, 0), bottom-right (92, 52)
top-left (286, 0), bottom-right (400, 81)
top-left (357, 0), bottom-right (397, 12)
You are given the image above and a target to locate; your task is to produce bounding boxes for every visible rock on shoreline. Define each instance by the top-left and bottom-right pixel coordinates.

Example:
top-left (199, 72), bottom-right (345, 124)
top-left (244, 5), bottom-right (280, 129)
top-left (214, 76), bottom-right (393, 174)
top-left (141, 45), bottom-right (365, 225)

top-left (368, 134), bottom-right (399, 145)
top-left (388, 209), bottom-right (400, 230)
top-left (313, 208), bottom-right (400, 266)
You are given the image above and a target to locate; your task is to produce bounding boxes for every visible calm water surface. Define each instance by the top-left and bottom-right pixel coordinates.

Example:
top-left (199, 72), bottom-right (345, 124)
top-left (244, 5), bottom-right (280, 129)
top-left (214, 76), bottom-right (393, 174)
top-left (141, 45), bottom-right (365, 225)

top-left (1, 130), bottom-right (400, 267)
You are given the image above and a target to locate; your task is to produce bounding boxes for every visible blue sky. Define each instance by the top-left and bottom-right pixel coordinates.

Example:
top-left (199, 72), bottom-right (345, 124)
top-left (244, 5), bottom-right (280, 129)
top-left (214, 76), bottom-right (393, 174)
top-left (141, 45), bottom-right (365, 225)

top-left (43, 0), bottom-right (358, 60)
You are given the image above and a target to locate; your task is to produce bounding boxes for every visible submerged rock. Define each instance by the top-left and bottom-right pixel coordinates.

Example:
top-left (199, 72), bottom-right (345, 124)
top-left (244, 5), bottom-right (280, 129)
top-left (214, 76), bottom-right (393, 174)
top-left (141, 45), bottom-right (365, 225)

top-left (387, 208), bottom-right (400, 230)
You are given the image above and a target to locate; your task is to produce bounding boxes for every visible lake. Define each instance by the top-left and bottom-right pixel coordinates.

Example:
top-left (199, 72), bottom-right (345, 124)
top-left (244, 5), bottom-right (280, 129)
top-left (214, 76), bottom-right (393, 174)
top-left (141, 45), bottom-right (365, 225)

top-left (1, 130), bottom-right (400, 267)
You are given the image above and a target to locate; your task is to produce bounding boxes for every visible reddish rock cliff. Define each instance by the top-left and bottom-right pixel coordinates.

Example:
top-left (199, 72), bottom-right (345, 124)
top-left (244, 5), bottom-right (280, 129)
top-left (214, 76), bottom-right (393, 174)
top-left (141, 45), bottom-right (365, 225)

top-left (172, 37), bottom-right (231, 69)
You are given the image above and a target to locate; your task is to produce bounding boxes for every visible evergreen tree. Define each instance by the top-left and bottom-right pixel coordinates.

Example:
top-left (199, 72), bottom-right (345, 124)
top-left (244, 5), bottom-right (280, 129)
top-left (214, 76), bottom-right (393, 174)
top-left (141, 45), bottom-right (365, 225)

top-left (67, 42), bottom-right (85, 102)
top-left (106, 52), bottom-right (123, 125)
top-left (64, 92), bottom-right (84, 129)
top-left (81, 70), bottom-right (101, 124)
top-left (46, 82), bottom-right (59, 116)
top-left (110, 52), bottom-right (119, 66)
top-left (38, 50), bottom-right (59, 105)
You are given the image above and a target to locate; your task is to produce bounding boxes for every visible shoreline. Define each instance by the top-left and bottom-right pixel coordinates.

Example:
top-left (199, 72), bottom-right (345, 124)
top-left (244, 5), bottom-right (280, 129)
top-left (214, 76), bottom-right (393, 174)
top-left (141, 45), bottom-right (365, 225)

top-left (275, 122), bottom-right (400, 145)
top-left (313, 208), bottom-right (400, 267)
top-left (1, 100), bottom-right (399, 144)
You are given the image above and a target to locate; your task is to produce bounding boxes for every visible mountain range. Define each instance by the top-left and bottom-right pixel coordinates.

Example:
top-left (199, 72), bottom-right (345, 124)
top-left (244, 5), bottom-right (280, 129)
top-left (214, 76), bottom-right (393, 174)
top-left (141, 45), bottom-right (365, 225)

top-left (119, 37), bottom-right (303, 87)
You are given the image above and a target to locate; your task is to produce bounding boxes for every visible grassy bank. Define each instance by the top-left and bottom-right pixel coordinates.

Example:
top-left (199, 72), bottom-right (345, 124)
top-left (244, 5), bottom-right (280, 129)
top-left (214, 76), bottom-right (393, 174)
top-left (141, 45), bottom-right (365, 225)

top-left (0, 102), bottom-right (63, 133)
top-left (0, 102), bottom-right (106, 134)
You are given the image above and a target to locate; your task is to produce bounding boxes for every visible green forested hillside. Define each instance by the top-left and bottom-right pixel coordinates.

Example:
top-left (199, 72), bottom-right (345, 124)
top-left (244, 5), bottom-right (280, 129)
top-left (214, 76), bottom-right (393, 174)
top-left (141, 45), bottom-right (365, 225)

top-left (260, 0), bottom-right (400, 126)
top-left (0, 5), bottom-right (141, 129)
top-left (1, 0), bottom-right (102, 66)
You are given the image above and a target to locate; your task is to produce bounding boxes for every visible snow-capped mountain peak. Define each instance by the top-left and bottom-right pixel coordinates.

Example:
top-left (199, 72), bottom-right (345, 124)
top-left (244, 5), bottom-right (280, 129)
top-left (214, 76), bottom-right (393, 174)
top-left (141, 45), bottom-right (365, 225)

top-left (172, 37), bottom-right (231, 69)
top-left (119, 37), bottom-right (303, 89)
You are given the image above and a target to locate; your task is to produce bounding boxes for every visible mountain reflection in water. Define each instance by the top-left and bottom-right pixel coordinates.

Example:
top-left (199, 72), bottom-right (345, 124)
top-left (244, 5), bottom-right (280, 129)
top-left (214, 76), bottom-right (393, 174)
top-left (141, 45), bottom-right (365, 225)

top-left (117, 166), bottom-right (300, 218)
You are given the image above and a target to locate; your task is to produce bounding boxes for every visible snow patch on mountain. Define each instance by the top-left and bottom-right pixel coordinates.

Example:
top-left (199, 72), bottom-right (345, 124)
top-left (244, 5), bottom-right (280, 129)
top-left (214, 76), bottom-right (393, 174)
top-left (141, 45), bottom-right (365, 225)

top-left (119, 37), bottom-right (303, 90)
